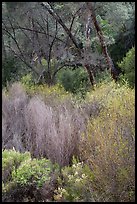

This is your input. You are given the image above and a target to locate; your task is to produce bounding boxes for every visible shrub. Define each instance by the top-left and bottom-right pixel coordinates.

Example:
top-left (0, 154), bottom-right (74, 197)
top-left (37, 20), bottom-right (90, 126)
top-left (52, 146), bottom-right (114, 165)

top-left (2, 149), bottom-right (60, 202)
top-left (20, 73), bottom-right (35, 88)
top-left (21, 75), bottom-right (72, 105)
top-left (2, 149), bottom-right (30, 184)
top-left (54, 158), bottom-right (95, 202)
top-left (118, 46), bottom-right (135, 87)
top-left (79, 83), bottom-right (135, 202)
top-left (82, 81), bottom-right (116, 119)
top-left (95, 68), bottom-right (112, 84)
top-left (12, 158), bottom-right (53, 188)
top-left (57, 67), bottom-right (90, 96)
top-left (2, 56), bottom-right (21, 87)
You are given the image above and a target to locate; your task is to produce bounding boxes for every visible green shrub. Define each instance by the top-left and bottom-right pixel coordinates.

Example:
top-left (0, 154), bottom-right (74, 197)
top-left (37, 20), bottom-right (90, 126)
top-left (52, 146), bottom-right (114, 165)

top-left (80, 82), bottom-right (135, 202)
top-left (2, 149), bottom-right (57, 189)
top-left (12, 158), bottom-right (53, 188)
top-left (2, 56), bottom-right (18, 87)
top-left (57, 67), bottom-right (90, 96)
top-left (54, 158), bottom-right (95, 202)
top-left (95, 69), bottom-right (112, 84)
top-left (2, 149), bottom-right (30, 184)
top-left (2, 149), bottom-right (60, 202)
top-left (20, 73), bottom-right (35, 88)
top-left (2, 56), bottom-right (26, 88)
top-left (118, 46), bottom-right (135, 87)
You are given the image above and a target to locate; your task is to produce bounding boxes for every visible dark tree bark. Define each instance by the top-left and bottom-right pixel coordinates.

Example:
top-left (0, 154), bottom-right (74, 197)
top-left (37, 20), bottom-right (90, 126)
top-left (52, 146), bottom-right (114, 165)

top-left (86, 2), bottom-right (118, 81)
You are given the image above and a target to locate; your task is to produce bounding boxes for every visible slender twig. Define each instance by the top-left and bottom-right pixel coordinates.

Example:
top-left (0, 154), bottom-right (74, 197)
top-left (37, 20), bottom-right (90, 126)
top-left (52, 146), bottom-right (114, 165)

top-left (2, 25), bottom-right (65, 43)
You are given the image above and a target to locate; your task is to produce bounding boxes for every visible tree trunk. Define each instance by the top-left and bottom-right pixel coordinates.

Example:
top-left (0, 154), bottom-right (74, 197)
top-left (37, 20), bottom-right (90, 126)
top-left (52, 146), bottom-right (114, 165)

top-left (85, 64), bottom-right (95, 86)
top-left (84, 12), bottom-right (96, 87)
top-left (86, 2), bottom-right (118, 81)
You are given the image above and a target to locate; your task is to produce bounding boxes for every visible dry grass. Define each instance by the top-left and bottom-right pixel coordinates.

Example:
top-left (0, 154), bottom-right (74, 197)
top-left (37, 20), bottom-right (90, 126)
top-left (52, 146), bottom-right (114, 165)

top-left (2, 82), bottom-right (87, 167)
top-left (2, 83), bottom-right (28, 152)
top-left (24, 96), bottom-right (84, 166)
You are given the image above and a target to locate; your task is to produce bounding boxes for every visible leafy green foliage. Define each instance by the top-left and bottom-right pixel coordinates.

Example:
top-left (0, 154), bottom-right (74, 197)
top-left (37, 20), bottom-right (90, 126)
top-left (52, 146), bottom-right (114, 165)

top-left (2, 149), bottom-right (60, 202)
top-left (2, 150), bottom-right (58, 192)
top-left (2, 56), bottom-right (20, 87)
top-left (96, 15), bottom-right (115, 46)
top-left (20, 73), bottom-right (35, 88)
top-left (118, 47), bottom-right (135, 87)
top-left (2, 149), bottom-right (30, 184)
top-left (12, 158), bottom-right (53, 188)
top-left (57, 67), bottom-right (90, 96)
top-left (95, 69), bottom-right (112, 84)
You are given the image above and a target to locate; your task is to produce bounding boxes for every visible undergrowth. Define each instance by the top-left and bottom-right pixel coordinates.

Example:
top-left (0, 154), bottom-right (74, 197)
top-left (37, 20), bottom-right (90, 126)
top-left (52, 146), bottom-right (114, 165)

top-left (2, 81), bottom-right (135, 202)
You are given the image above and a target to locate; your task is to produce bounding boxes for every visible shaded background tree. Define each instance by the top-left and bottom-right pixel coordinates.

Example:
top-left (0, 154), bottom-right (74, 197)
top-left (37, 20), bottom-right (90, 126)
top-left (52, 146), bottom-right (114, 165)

top-left (2, 2), bottom-right (135, 90)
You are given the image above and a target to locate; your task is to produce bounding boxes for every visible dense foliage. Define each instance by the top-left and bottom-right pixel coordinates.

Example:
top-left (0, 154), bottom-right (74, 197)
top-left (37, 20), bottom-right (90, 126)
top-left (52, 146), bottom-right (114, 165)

top-left (2, 150), bottom-right (60, 202)
top-left (118, 46), bottom-right (135, 87)
top-left (2, 81), bottom-right (135, 202)
top-left (2, 2), bottom-right (135, 88)
top-left (2, 2), bottom-right (135, 203)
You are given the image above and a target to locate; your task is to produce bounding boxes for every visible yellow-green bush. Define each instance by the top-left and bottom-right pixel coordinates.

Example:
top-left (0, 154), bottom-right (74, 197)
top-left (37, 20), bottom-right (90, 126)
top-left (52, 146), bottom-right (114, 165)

top-left (80, 82), bottom-right (135, 202)
top-left (21, 74), bottom-right (72, 105)
top-left (54, 158), bottom-right (95, 202)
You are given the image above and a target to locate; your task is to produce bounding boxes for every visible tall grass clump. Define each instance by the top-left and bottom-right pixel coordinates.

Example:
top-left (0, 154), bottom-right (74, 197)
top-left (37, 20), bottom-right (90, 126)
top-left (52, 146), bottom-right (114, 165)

top-left (2, 83), bottom-right (28, 151)
top-left (24, 96), bottom-right (85, 166)
top-left (80, 82), bottom-right (135, 202)
top-left (2, 82), bottom-right (87, 167)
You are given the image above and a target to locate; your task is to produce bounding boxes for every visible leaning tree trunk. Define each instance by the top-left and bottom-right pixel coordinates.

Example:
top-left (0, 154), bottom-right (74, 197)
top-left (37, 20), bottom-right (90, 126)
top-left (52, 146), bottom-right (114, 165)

top-left (86, 2), bottom-right (118, 81)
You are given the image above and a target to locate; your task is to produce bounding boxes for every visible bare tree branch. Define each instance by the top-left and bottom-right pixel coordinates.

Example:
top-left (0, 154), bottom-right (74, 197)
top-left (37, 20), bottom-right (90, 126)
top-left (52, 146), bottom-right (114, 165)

top-left (41, 2), bottom-right (81, 52)
top-left (2, 24), bottom-right (65, 43)
top-left (3, 19), bottom-right (40, 75)
top-left (40, 2), bottom-right (98, 86)
top-left (5, 44), bottom-right (40, 75)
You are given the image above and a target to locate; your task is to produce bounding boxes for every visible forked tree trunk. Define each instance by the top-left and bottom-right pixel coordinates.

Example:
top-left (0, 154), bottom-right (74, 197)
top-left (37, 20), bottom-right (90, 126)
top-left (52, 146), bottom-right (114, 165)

top-left (41, 2), bottom-right (95, 87)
